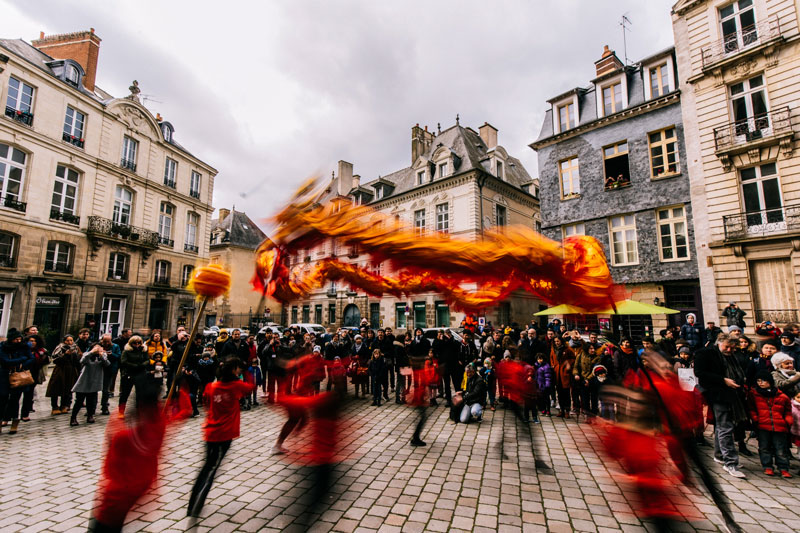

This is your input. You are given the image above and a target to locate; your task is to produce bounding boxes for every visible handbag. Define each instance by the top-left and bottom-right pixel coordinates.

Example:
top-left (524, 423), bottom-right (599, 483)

top-left (9, 368), bottom-right (34, 388)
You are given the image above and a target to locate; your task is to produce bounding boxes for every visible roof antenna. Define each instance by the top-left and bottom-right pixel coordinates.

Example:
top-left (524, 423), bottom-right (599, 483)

top-left (437, 123), bottom-right (441, 134)
top-left (455, 114), bottom-right (460, 126)
top-left (620, 14), bottom-right (632, 65)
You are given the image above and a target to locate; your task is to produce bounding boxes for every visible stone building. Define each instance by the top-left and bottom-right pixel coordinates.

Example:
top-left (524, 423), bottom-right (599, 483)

top-left (0, 30), bottom-right (216, 347)
top-left (284, 120), bottom-right (541, 331)
top-left (672, 0), bottom-right (800, 332)
top-left (207, 208), bottom-right (280, 329)
top-left (531, 45), bottom-right (701, 339)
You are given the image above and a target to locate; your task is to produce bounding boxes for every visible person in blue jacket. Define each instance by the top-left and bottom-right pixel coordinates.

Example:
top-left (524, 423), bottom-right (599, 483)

top-left (680, 313), bottom-right (704, 351)
top-left (0, 329), bottom-right (35, 434)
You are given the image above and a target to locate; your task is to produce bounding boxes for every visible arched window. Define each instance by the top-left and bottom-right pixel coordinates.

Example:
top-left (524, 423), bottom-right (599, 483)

top-left (45, 241), bottom-right (74, 273)
top-left (0, 231), bottom-right (18, 268)
top-left (113, 186), bottom-right (133, 225)
top-left (107, 252), bottom-right (129, 281)
top-left (0, 143), bottom-right (27, 209)
top-left (154, 260), bottom-right (171, 285)
top-left (66, 65), bottom-right (79, 87)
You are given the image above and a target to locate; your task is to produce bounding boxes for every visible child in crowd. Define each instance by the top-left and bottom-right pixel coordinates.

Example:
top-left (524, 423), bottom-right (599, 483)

top-left (481, 358), bottom-right (496, 411)
top-left (149, 351), bottom-right (166, 390)
top-left (197, 348), bottom-right (218, 400)
top-left (534, 353), bottom-right (553, 417)
top-left (424, 354), bottom-right (439, 407)
top-left (747, 371), bottom-right (793, 478)
top-left (523, 363), bottom-right (540, 424)
top-left (246, 358), bottom-right (263, 409)
top-left (368, 349), bottom-right (386, 406)
top-left (589, 365), bottom-right (613, 420)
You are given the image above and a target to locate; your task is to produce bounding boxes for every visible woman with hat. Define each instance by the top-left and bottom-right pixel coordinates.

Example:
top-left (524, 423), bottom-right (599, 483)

top-left (46, 334), bottom-right (82, 416)
top-left (0, 329), bottom-right (34, 434)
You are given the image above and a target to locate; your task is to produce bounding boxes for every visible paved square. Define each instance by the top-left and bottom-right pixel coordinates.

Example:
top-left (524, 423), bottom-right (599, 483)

top-left (1, 390), bottom-right (799, 532)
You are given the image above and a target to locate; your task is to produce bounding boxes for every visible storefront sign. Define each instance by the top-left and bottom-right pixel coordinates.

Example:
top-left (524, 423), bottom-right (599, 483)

top-left (35, 296), bottom-right (62, 307)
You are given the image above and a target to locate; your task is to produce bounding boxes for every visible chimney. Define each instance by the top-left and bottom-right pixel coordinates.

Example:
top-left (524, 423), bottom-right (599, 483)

top-left (411, 123), bottom-right (435, 163)
top-left (479, 122), bottom-right (498, 150)
top-left (337, 160), bottom-right (353, 196)
top-left (32, 29), bottom-right (102, 92)
top-left (353, 174), bottom-right (361, 189)
top-left (218, 208), bottom-right (230, 222)
top-left (594, 45), bottom-right (623, 77)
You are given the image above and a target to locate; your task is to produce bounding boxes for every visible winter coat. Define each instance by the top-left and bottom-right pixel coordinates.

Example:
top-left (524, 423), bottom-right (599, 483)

top-left (120, 345), bottom-right (150, 377)
top-left (145, 338), bottom-right (168, 358)
top-left (246, 365), bottom-right (264, 386)
top-left (463, 373), bottom-right (487, 406)
top-left (393, 341), bottom-right (410, 369)
top-left (704, 327), bottom-right (722, 347)
top-left (722, 306), bottom-right (746, 328)
top-left (535, 362), bottom-right (553, 391)
top-left (0, 340), bottom-right (34, 396)
top-left (30, 346), bottom-right (49, 384)
top-left (197, 357), bottom-right (219, 383)
top-left (679, 323), bottom-right (703, 349)
top-left (550, 345), bottom-right (575, 389)
top-left (612, 348), bottom-right (639, 383)
top-left (72, 350), bottom-right (110, 393)
top-left (772, 369), bottom-right (800, 399)
top-left (657, 337), bottom-right (678, 358)
top-left (694, 346), bottom-right (744, 405)
top-left (791, 399), bottom-right (800, 437)
top-left (368, 356), bottom-right (386, 378)
top-left (573, 350), bottom-right (600, 382)
top-left (747, 387), bottom-right (792, 433)
top-left (779, 342), bottom-right (800, 368)
top-left (221, 338), bottom-right (250, 364)
top-left (45, 342), bottom-right (81, 398)
top-left (745, 356), bottom-right (774, 387)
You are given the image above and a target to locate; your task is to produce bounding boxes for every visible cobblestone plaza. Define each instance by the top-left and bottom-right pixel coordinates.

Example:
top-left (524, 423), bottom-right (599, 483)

top-left (1, 392), bottom-right (798, 532)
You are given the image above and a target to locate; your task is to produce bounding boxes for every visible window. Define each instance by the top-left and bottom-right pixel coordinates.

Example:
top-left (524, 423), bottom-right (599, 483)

top-left (164, 158), bottom-right (177, 188)
top-left (45, 241), bottom-right (73, 273)
top-left (438, 162), bottom-right (448, 178)
top-left (328, 303), bottom-right (336, 324)
top-left (158, 203), bottom-right (174, 245)
top-left (100, 297), bottom-right (126, 337)
top-left (51, 165), bottom-right (80, 221)
top-left (63, 106), bottom-right (85, 147)
top-left (375, 186), bottom-right (383, 200)
top-left (154, 260), bottom-right (171, 284)
top-left (720, 0), bottom-right (758, 54)
top-left (602, 82), bottom-right (622, 116)
top-left (291, 306), bottom-right (298, 324)
top-left (414, 209), bottom-right (425, 236)
top-left (649, 63), bottom-right (670, 97)
top-left (535, 220), bottom-right (542, 233)
top-left (121, 136), bottom-right (137, 171)
top-left (649, 127), bottom-right (680, 178)
top-left (741, 162), bottom-right (783, 232)
top-left (112, 186), bottom-right (133, 225)
top-left (395, 303), bottom-right (407, 329)
top-left (315, 304), bottom-right (323, 324)
top-left (0, 143), bottom-right (27, 206)
top-left (435, 301), bottom-right (450, 328)
top-left (108, 252), bottom-right (129, 280)
top-left (436, 203), bottom-right (449, 233)
top-left (163, 126), bottom-right (172, 143)
top-left (730, 75), bottom-right (769, 141)
top-left (559, 157), bottom-right (580, 198)
top-left (609, 215), bottom-right (638, 266)
top-left (181, 265), bottom-right (194, 287)
top-left (603, 141), bottom-right (630, 189)
top-left (185, 212), bottom-right (199, 252)
top-left (496, 205), bottom-right (507, 227)
top-left (562, 223), bottom-right (586, 239)
top-left (65, 65), bottom-right (79, 87)
top-left (190, 171), bottom-right (201, 199)
top-left (6, 77), bottom-right (34, 114)
top-left (302, 305), bottom-right (310, 323)
top-left (558, 102), bottom-right (576, 131)
top-left (0, 292), bottom-right (11, 337)
top-left (0, 232), bottom-right (16, 267)
top-left (496, 160), bottom-right (503, 179)
top-left (657, 206), bottom-right (689, 261)
top-left (417, 170), bottom-right (425, 185)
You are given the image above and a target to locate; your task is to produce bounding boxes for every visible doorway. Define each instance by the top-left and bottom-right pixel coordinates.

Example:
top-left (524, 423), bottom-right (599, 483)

top-left (33, 294), bottom-right (66, 352)
top-left (343, 304), bottom-right (361, 327)
top-left (148, 299), bottom-right (169, 331)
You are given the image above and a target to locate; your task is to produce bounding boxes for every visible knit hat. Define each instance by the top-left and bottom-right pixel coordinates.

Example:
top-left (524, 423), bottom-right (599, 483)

top-left (780, 332), bottom-right (795, 341)
top-left (686, 313), bottom-right (697, 321)
top-left (313, 345), bottom-right (321, 353)
top-left (728, 325), bottom-right (742, 332)
top-left (6, 328), bottom-right (21, 341)
top-left (756, 370), bottom-right (775, 386)
top-left (679, 346), bottom-right (691, 355)
top-left (592, 364), bottom-right (607, 375)
top-left (771, 353), bottom-right (793, 368)
top-left (762, 339), bottom-right (779, 349)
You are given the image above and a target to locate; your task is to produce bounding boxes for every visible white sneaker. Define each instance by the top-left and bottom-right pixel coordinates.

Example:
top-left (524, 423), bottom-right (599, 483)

top-left (713, 456), bottom-right (724, 464)
top-left (723, 465), bottom-right (746, 479)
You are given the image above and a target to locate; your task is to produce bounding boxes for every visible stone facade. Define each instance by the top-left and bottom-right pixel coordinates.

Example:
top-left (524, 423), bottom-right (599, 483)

top-left (0, 30), bottom-right (216, 348)
top-left (531, 46), bottom-right (701, 337)
top-left (672, 0), bottom-right (800, 332)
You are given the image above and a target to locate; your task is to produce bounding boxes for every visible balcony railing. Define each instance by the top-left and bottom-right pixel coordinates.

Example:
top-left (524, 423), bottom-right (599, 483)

top-left (87, 216), bottom-right (160, 248)
top-left (723, 203), bottom-right (800, 241)
top-left (159, 236), bottom-right (174, 247)
top-left (0, 255), bottom-right (14, 268)
top-left (190, 189), bottom-right (201, 199)
top-left (4, 106), bottom-right (33, 126)
top-left (184, 243), bottom-right (199, 253)
top-left (164, 179), bottom-right (176, 188)
top-left (326, 288), bottom-right (337, 297)
top-left (50, 208), bottom-right (80, 225)
top-left (1, 196), bottom-right (26, 213)
top-left (61, 132), bottom-right (85, 149)
top-left (713, 107), bottom-right (792, 152)
top-left (701, 16), bottom-right (782, 69)
top-left (120, 158), bottom-right (137, 172)
top-left (45, 263), bottom-right (71, 274)
top-left (153, 277), bottom-right (170, 286)
top-left (755, 309), bottom-right (799, 325)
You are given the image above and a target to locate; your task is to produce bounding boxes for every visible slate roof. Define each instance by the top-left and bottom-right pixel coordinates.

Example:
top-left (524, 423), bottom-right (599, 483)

top-left (210, 210), bottom-right (266, 249)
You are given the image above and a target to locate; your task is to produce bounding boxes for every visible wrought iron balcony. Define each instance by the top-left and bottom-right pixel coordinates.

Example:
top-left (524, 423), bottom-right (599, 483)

top-left (755, 309), bottom-right (799, 324)
top-left (723, 203), bottom-right (800, 241)
top-left (87, 216), bottom-right (160, 248)
top-left (701, 16), bottom-right (783, 69)
top-left (164, 178), bottom-right (176, 188)
top-left (61, 132), bottom-right (85, 149)
top-left (326, 288), bottom-right (337, 297)
top-left (159, 236), bottom-right (174, 247)
top-left (184, 243), bottom-right (199, 253)
top-left (1, 196), bottom-right (26, 212)
top-left (190, 189), bottom-right (201, 199)
top-left (45, 263), bottom-right (71, 274)
top-left (4, 106), bottom-right (33, 126)
top-left (120, 158), bottom-right (137, 172)
top-left (713, 107), bottom-right (792, 153)
top-left (153, 277), bottom-right (171, 287)
top-left (50, 208), bottom-right (80, 225)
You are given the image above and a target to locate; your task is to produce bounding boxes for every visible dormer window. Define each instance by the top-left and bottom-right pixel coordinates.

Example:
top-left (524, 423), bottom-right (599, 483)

top-left (66, 65), bottom-right (79, 87)
top-left (417, 170), bottom-right (426, 185)
top-left (438, 162), bottom-right (448, 178)
top-left (164, 128), bottom-right (171, 142)
top-left (160, 122), bottom-right (174, 143)
top-left (376, 186), bottom-right (384, 200)
top-left (602, 82), bottom-right (622, 115)
top-left (496, 160), bottom-right (504, 179)
top-left (558, 102), bottom-right (576, 131)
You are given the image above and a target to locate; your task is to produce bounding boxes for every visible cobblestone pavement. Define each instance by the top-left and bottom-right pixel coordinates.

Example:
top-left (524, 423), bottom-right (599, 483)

top-left (1, 388), bottom-right (799, 533)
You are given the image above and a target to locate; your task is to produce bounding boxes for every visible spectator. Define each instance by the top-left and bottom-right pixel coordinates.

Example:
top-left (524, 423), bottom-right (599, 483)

top-left (118, 336), bottom-right (150, 416)
top-left (70, 344), bottom-right (110, 426)
top-left (747, 371), bottom-right (792, 478)
top-left (771, 352), bottom-right (800, 399)
top-left (746, 340), bottom-right (778, 386)
top-left (458, 364), bottom-right (486, 423)
top-left (145, 331), bottom-right (169, 360)
top-left (221, 329), bottom-right (250, 365)
top-left (574, 343), bottom-right (600, 418)
top-left (368, 349), bottom-right (386, 406)
top-left (535, 353), bottom-right (553, 417)
top-left (246, 358), bottom-right (263, 409)
top-left (657, 329), bottom-right (678, 358)
top-left (98, 334), bottom-right (122, 415)
top-left (550, 336), bottom-right (575, 418)
top-left (481, 358), bottom-right (496, 411)
top-left (756, 321), bottom-right (782, 339)
top-left (722, 302), bottom-right (746, 331)
top-left (22, 334), bottom-right (48, 422)
top-left (351, 335), bottom-right (370, 399)
top-left (704, 322), bottom-right (723, 347)
top-left (46, 334), bottom-right (81, 416)
top-left (779, 332), bottom-right (800, 368)
top-left (679, 313), bottom-right (703, 351)
top-left (0, 329), bottom-right (34, 435)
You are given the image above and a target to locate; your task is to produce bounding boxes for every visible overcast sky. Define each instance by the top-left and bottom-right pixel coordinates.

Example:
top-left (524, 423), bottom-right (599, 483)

top-left (2, 0), bottom-right (676, 226)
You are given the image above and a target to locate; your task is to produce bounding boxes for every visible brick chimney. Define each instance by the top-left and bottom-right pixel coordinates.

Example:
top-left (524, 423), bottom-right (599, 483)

top-left (218, 208), bottom-right (230, 222)
top-left (479, 122), bottom-right (498, 150)
top-left (32, 29), bottom-right (102, 92)
top-left (411, 123), bottom-right (435, 163)
top-left (337, 160), bottom-right (353, 196)
top-left (594, 45), bottom-right (623, 77)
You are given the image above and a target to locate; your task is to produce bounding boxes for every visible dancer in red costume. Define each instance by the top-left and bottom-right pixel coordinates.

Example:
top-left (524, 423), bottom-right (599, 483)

top-left (409, 362), bottom-right (438, 446)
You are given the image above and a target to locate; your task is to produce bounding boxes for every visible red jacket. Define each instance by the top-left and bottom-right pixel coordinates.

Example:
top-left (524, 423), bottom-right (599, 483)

top-left (203, 378), bottom-right (256, 442)
top-left (747, 387), bottom-right (793, 433)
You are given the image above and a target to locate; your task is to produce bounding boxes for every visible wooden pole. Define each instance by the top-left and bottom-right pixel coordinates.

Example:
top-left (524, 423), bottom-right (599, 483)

top-left (164, 297), bottom-right (208, 409)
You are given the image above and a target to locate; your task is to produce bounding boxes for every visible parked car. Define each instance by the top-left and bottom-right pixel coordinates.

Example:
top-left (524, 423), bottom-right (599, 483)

top-left (203, 325), bottom-right (220, 338)
top-left (257, 324), bottom-right (284, 342)
top-left (421, 328), bottom-right (464, 344)
top-left (289, 323), bottom-right (327, 336)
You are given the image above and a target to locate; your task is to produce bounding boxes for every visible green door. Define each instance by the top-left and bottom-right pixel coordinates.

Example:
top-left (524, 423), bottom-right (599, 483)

top-left (413, 302), bottom-right (427, 328)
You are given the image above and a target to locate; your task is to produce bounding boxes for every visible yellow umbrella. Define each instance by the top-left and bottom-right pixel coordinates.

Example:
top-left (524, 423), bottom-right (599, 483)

top-left (596, 299), bottom-right (680, 315)
top-left (534, 304), bottom-right (587, 316)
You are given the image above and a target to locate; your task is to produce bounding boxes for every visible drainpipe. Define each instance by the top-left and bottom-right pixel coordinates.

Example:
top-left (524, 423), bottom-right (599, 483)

top-left (477, 173), bottom-right (488, 240)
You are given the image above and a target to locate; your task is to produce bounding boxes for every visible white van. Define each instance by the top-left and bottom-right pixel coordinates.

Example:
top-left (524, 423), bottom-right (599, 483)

top-left (288, 323), bottom-right (327, 336)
